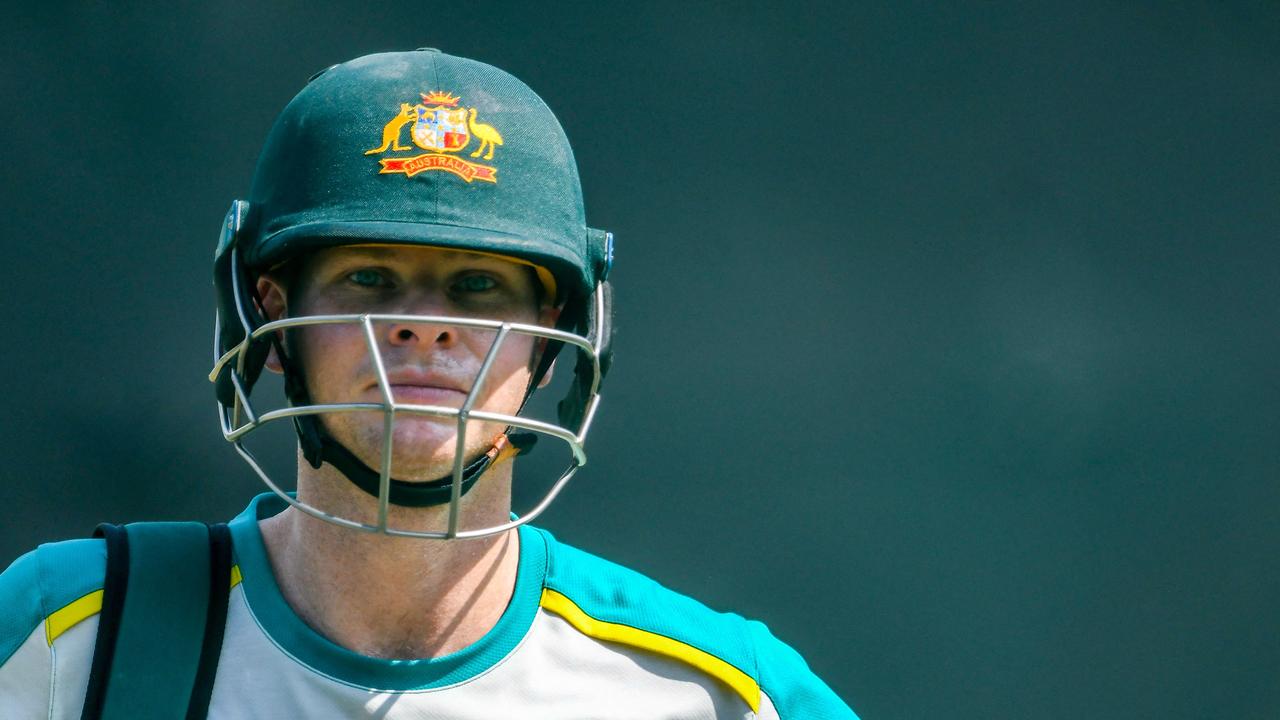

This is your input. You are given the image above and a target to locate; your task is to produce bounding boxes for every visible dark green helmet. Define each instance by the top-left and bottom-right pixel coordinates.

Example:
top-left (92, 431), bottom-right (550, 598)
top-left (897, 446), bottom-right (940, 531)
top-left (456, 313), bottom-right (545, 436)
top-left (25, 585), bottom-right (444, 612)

top-left (211, 50), bottom-right (614, 538)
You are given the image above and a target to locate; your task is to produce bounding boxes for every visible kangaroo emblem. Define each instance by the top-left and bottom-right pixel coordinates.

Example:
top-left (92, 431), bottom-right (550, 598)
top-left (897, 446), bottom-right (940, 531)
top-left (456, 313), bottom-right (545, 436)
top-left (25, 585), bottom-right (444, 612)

top-left (467, 108), bottom-right (504, 160)
top-left (364, 103), bottom-right (416, 155)
top-left (370, 90), bottom-right (502, 184)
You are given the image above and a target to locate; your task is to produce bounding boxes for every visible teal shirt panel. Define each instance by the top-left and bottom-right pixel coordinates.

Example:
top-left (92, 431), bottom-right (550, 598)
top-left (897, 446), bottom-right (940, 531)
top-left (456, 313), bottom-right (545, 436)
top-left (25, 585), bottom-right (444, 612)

top-left (0, 538), bottom-right (107, 665)
top-left (537, 528), bottom-right (858, 719)
top-left (748, 618), bottom-right (859, 719)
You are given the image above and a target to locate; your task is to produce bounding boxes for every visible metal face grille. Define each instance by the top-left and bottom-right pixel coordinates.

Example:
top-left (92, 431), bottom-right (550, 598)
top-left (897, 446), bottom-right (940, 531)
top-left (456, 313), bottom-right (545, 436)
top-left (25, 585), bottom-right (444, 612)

top-left (210, 257), bottom-right (605, 540)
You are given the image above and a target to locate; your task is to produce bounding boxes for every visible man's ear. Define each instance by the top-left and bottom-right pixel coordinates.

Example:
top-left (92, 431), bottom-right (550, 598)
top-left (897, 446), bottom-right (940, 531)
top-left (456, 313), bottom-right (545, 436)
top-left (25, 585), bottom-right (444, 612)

top-left (256, 275), bottom-right (288, 374)
top-left (538, 303), bottom-right (561, 328)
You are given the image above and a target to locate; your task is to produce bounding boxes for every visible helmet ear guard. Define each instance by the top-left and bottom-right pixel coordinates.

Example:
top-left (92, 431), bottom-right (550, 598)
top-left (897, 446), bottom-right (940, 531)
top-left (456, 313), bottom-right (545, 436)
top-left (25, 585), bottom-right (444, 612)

top-left (526, 228), bottom-right (614, 436)
top-left (558, 277), bottom-right (613, 434)
top-left (213, 200), bottom-right (273, 413)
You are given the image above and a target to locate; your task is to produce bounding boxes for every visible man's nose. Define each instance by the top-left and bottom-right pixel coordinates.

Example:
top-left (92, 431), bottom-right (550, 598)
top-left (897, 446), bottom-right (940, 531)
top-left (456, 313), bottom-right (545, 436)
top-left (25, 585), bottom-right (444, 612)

top-left (387, 322), bottom-right (454, 347)
top-left (384, 299), bottom-right (457, 348)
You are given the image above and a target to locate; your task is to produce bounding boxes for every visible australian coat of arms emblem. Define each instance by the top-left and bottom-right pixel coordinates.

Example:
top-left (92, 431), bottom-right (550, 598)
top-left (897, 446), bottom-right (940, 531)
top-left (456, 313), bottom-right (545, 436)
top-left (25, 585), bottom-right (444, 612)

top-left (365, 91), bottom-right (502, 183)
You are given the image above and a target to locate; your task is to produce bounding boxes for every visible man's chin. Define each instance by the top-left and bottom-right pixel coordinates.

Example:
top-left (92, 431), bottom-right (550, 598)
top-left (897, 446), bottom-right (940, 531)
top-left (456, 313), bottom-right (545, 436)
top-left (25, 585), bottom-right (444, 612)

top-left (354, 442), bottom-right (499, 483)
top-left (328, 417), bottom-right (505, 480)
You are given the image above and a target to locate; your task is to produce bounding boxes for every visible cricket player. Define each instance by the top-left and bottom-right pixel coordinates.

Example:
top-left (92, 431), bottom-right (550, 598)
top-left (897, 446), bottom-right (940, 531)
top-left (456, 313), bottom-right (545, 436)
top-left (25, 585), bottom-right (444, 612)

top-left (0, 49), bottom-right (858, 719)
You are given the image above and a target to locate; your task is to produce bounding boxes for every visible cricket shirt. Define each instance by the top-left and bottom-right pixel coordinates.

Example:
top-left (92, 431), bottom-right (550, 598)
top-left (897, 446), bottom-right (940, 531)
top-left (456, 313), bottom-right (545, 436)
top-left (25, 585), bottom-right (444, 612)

top-left (0, 493), bottom-right (857, 718)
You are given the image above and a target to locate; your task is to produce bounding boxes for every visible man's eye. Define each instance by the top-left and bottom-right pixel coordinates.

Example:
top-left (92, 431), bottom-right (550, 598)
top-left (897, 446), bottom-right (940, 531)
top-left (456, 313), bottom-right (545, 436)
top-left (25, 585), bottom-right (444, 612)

top-left (346, 269), bottom-right (387, 287)
top-left (454, 275), bottom-right (497, 293)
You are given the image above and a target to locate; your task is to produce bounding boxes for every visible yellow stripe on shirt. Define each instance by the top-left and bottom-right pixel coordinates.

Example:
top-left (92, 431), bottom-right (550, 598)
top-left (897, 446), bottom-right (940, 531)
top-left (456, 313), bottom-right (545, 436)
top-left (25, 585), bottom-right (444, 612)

top-left (45, 590), bottom-right (103, 645)
top-left (539, 588), bottom-right (761, 713)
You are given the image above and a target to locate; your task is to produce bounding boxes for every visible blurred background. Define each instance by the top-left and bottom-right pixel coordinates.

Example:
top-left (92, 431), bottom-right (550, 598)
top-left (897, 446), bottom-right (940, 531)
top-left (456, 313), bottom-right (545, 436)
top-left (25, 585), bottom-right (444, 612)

top-left (2, 2), bottom-right (1277, 717)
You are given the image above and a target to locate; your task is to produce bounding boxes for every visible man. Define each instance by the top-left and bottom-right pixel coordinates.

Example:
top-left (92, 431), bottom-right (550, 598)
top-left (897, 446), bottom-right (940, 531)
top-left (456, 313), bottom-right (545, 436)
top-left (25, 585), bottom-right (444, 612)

top-left (0, 49), bottom-right (857, 718)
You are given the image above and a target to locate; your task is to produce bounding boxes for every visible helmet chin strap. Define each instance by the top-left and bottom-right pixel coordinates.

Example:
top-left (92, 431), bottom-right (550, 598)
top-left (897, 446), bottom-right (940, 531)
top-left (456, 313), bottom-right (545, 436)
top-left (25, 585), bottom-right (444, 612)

top-left (296, 413), bottom-right (512, 508)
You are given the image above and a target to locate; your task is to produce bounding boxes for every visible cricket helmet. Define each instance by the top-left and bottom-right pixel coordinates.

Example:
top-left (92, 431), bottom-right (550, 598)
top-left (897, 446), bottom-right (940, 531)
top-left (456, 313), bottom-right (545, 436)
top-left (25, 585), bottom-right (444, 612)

top-left (210, 49), bottom-right (614, 539)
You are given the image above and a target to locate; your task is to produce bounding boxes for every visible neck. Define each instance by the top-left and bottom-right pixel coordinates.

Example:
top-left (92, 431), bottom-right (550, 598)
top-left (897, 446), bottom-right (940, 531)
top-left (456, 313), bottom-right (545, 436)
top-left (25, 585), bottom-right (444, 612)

top-left (258, 456), bottom-right (521, 659)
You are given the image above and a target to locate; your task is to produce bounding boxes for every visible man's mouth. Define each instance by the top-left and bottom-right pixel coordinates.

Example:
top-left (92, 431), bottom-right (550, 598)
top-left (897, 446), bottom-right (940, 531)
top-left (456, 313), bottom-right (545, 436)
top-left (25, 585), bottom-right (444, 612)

top-left (370, 370), bottom-right (469, 405)
top-left (384, 385), bottom-right (467, 404)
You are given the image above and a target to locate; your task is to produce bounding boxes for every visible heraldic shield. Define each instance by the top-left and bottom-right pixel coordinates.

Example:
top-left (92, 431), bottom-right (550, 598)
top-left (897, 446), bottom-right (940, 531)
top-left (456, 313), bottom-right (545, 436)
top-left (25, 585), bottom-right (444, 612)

top-left (413, 106), bottom-right (470, 152)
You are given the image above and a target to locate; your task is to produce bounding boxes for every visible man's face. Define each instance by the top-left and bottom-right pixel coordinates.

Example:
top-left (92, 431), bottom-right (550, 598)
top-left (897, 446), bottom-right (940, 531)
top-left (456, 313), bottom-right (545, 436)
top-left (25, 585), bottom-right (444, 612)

top-left (261, 244), bottom-right (555, 481)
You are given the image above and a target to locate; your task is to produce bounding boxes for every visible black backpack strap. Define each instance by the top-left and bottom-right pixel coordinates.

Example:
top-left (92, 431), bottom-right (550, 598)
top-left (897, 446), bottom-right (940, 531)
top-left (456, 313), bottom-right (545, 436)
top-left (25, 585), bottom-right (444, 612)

top-left (80, 522), bottom-right (233, 720)
top-left (81, 524), bottom-right (129, 720)
top-left (187, 522), bottom-right (232, 719)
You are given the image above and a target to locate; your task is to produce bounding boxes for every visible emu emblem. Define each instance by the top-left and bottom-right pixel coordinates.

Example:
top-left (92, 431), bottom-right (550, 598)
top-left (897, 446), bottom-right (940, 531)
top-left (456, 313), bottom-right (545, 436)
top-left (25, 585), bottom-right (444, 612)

top-left (366, 90), bottom-right (501, 183)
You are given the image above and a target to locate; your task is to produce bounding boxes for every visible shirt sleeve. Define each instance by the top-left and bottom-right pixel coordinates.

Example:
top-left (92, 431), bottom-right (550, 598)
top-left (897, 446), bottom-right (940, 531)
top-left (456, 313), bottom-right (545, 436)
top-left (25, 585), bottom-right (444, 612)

top-left (748, 619), bottom-right (859, 720)
top-left (0, 549), bottom-right (53, 718)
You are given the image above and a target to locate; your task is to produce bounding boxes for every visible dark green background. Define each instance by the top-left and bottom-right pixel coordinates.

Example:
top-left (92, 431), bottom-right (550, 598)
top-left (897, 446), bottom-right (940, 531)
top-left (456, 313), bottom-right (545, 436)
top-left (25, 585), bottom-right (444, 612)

top-left (2, 3), bottom-right (1277, 718)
